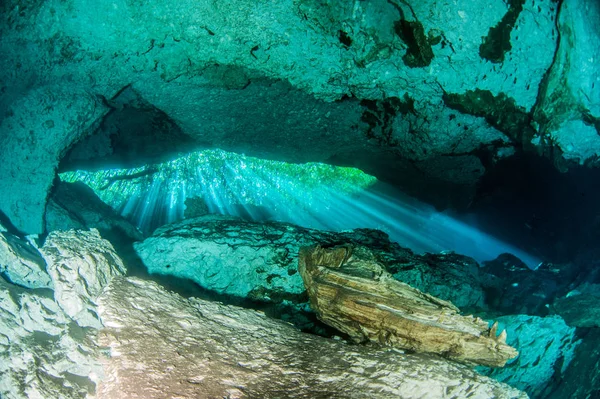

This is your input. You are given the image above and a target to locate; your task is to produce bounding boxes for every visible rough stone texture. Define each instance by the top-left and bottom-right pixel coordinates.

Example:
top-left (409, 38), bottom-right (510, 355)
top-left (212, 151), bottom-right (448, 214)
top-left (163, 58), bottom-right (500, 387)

top-left (0, 230), bottom-right (52, 289)
top-left (476, 315), bottom-right (580, 399)
top-left (0, 229), bottom-right (126, 399)
top-left (96, 276), bottom-right (528, 399)
top-left (0, 277), bottom-right (101, 399)
top-left (552, 292), bottom-right (600, 328)
top-left (299, 245), bottom-right (517, 367)
top-left (39, 229), bottom-right (127, 328)
top-left (533, 0), bottom-right (600, 167)
top-left (134, 215), bottom-right (489, 328)
top-left (546, 328), bottom-right (600, 399)
top-left (390, 251), bottom-right (486, 310)
top-left (479, 254), bottom-right (575, 316)
top-left (45, 181), bottom-right (143, 241)
top-left (0, 85), bottom-right (108, 234)
top-left (0, 0), bottom-right (567, 233)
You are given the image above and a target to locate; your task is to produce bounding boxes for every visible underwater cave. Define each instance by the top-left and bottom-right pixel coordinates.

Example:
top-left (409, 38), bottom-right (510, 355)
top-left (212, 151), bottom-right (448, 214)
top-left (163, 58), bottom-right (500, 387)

top-left (1, 0), bottom-right (600, 398)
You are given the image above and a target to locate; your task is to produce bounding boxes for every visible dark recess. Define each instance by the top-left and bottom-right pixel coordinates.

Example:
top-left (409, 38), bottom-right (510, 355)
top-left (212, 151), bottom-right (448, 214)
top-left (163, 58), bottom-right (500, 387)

top-left (338, 30), bottom-right (352, 47)
top-left (471, 152), bottom-right (600, 266)
top-left (394, 19), bottom-right (435, 67)
top-left (442, 88), bottom-right (535, 145)
top-left (59, 86), bottom-right (196, 172)
top-left (479, 0), bottom-right (526, 63)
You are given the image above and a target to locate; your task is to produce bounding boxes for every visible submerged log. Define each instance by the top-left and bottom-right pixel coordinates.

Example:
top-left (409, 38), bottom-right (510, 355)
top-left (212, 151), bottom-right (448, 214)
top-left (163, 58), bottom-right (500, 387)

top-left (298, 245), bottom-right (518, 367)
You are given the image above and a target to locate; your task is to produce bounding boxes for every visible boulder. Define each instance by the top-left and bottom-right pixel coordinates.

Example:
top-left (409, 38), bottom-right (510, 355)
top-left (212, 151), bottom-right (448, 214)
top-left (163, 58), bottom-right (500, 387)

top-left (40, 229), bottom-right (127, 328)
top-left (477, 315), bottom-right (581, 398)
top-left (96, 276), bottom-right (528, 399)
top-left (0, 228), bottom-right (126, 399)
top-left (546, 328), bottom-right (600, 399)
top-left (0, 229), bottom-right (52, 289)
top-left (134, 216), bottom-right (488, 330)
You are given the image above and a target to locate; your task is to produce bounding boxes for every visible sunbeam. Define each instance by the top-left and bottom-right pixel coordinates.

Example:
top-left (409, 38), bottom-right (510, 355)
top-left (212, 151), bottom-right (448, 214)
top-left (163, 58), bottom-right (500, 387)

top-left (60, 149), bottom-right (542, 268)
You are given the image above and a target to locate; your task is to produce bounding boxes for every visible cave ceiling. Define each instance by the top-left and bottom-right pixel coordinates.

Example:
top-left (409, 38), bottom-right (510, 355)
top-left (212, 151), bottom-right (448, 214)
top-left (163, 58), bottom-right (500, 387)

top-left (0, 0), bottom-right (599, 234)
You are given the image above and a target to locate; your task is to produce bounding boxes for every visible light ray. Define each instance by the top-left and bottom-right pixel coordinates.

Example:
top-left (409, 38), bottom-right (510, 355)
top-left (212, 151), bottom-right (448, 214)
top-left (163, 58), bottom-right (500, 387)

top-left (60, 149), bottom-right (542, 268)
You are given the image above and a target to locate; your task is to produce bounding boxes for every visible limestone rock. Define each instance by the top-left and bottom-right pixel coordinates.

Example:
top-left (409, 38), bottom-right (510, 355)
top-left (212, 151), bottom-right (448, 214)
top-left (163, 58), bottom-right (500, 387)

top-left (45, 180), bottom-right (144, 241)
top-left (0, 85), bottom-right (108, 234)
top-left (96, 276), bottom-right (528, 399)
top-left (134, 216), bottom-right (488, 330)
top-left (40, 229), bottom-right (126, 328)
top-left (0, 230), bottom-right (52, 289)
top-left (480, 254), bottom-right (574, 315)
top-left (0, 228), bottom-right (126, 399)
top-left (552, 292), bottom-right (600, 328)
top-left (546, 328), bottom-right (600, 399)
top-left (533, 0), bottom-right (600, 167)
top-left (477, 315), bottom-right (581, 398)
top-left (0, 277), bottom-right (102, 399)
top-left (298, 245), bottom-right (518, 367)
top-left (0, 0), bottom-right (570, 233)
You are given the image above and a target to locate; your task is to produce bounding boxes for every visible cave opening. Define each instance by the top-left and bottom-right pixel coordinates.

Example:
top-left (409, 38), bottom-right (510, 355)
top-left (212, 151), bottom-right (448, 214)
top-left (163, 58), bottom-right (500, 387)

top-left (2, 0), bottom-right (600, 397)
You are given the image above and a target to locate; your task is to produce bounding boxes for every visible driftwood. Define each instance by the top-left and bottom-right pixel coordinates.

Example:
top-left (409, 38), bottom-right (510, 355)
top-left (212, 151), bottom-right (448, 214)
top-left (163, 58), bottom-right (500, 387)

top-left (298, 245), bottom-right (518, 367)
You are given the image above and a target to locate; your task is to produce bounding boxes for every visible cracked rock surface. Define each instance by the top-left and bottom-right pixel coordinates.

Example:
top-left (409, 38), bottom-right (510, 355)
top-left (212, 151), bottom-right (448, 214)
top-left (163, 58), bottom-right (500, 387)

top-left (0, 229), bottom-right (125, 399)
top-left (96, 276), bottom-right (527, 399)
top-left (2, 0), bottom-right (587, 234)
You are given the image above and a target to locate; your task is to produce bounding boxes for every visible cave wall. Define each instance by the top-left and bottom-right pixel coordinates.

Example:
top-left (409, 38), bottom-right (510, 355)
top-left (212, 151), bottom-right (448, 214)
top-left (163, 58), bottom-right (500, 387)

top-left (0, 0), bottom-right (598, 233)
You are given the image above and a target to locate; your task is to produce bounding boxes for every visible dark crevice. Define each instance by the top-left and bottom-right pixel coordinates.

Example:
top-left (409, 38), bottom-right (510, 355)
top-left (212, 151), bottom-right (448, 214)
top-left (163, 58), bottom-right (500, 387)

top-left (532, 0), bottom-right (564, 131)
top-left (442, 88), bottom-right (535, 146)
top-left (479, 0), bottom-right (526, 63)
top-left (388, 0), bottom-right (434, 68)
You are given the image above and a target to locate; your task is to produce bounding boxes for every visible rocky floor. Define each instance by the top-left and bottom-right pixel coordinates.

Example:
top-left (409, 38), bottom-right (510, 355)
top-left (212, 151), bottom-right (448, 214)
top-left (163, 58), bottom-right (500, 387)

top-left (1, 212), bottom-right (599, 398)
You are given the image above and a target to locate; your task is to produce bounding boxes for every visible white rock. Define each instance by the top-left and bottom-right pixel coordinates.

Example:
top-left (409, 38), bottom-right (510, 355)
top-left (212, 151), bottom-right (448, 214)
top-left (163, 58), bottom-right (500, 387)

top-left (96, 276), bottom-right (528, 399)
top-left (40, 229), bottom-right (126, 328)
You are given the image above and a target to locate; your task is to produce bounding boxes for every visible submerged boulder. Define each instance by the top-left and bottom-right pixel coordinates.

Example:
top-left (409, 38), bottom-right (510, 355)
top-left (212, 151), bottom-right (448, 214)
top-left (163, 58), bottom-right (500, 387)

top-left (476, 315), bottom-right (581, 399)
top-left (45, 181), bottom-right (143, 242)
top-left (0, 227), bottom-right (52, 289)
top-left (298, 245), bottom-right (518, 367)
top-left (39, 229), bottom-right (127, 328)
top-left (546, 328), bottom-right (600, 399)
top-left (0, 228), bottom-right (126, 399)
top-left (134, 215), bottom-right (489, 330)
top-left (96, 276), bottom-right (528, 399)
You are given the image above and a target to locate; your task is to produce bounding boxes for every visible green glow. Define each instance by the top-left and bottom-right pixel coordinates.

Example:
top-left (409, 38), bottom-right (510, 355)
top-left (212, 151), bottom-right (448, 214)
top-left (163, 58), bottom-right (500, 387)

top-left (60, 149), bottom-right (377, 232)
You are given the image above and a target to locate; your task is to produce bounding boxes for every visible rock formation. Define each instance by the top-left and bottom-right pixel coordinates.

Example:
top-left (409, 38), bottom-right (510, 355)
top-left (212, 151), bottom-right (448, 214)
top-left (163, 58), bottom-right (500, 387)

top-left (298, 245), bottom-right (518, 367)
top-left (133, 215), bottom-right (491, 331)
top-left (476, 315), bottom-right (581, 398)
top-left (1, 0), bottom-right (598, 235)
top-left (96, 276), bottom-right (527, 399)
top-left (45, 181), bottom-right (143, 242)
top-left (0, 228), bottom-right (125, 399)
top-left (0, 223), bottom-right (530, 398)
